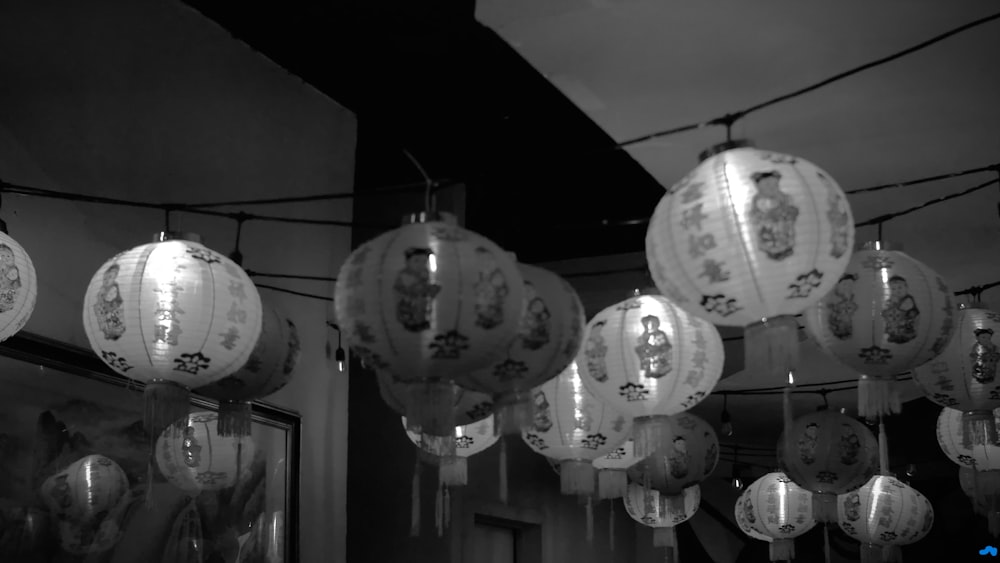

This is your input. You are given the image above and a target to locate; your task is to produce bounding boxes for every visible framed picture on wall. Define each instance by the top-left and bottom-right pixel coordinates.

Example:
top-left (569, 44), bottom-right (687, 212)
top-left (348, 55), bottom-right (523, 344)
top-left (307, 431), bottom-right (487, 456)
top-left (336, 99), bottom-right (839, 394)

top-left (0, 331), bottom-right (301, 563)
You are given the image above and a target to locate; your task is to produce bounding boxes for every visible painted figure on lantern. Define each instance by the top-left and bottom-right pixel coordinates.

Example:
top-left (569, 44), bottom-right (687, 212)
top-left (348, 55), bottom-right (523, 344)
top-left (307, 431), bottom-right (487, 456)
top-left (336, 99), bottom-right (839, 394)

top-left (971, 328), bottom-right (1000, 383)
top-left (521, 283), bottom-right (552, 350)
top-left (667, 436), bottom-right (690, 479)
top-left (839, 429), bottom-right (861, 465)
top-left (94, 264), bottom-right (125, 341)
top-left (473, 246), bottom-right (510, 329)
top-left (393, 248), bottom-right (441, 332)
top-left (828, 274), bottom-right (858, 339)
top-left (843, 491), bottom-right (861, 522)
top-left (748, 171), bottom-right (799, 261)
top-left (798, 422), bottom-right (819, 464)
top-left (882, 275), bottom-right (919, 344)
top-left (635, 315), bottom-right (672, 379)
top-left (743, 496), bottom-right (757, 524)
top-left (583, 320), bottom-right (609, 382)
top-left (532, 390), bottom-right (553, 432)
top-left (0, 244), bottom-right (21, 312)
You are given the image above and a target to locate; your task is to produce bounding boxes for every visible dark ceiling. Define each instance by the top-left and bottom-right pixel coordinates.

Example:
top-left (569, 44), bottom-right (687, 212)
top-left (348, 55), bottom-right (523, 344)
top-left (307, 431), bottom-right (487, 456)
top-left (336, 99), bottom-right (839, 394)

top-left (181, 0), bottom-right (665, 263)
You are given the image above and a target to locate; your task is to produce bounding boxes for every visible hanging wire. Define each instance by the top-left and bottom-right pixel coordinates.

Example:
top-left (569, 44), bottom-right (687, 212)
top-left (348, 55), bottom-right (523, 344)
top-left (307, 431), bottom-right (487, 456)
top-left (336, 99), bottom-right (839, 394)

top-left (255, 283), bottom-right (333, 301)
top-left (184, 178), bottom-right (459, 209)
top-left (846, 164), bottom-right (998, 194)
top-left (855, 177), bottom-right (999, 228)
top-left (402, 148), bottom-right (435, 214)
top-left (247, 270), bottom-right (337, 282)
top-left (229, 213), bottom-right (248, 265)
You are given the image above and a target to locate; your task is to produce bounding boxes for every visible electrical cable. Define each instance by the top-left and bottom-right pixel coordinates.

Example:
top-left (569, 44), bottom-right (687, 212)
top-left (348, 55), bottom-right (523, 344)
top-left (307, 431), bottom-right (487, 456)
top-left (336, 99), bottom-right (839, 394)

top-left (185, 178), bottom-right (459, 209)
top-left (255, 283), bottom-right (333, 302)
top-left (248, 270), bottom-right (337, 282)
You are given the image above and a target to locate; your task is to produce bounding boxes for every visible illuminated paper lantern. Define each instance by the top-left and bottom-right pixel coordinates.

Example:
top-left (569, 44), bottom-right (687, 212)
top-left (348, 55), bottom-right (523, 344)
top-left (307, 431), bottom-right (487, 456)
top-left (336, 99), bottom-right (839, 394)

top-left (804, 243), bottom-right (955, 418)
top-left (738, 472), bottom-right (817, 561)
top-left (334, 212), bottom-right (524, 436)
top-left (457, 263), bottom-right (585, 435)
top-left (155, 411), bottom-right (257, 493)
top-left (0, 229), bottom-right (36, 342)
top-left (403, 415), bottom-right (498, 486)
top-left (577, 292), bottom-right (724, 458)
top-left (83, 233), bottom-right (262, 435)
top-left (378, 370), bottom-right (494, 431)
top-left (623, 482), bottom-right (699, 561)
top-left (645, 142), bottom-right (854, 382)
top-left (593, 439), bottom-right (638, 499)
top-left (40, 454), bottom-right (129, 523)
top-left (735, 493), bottom-right (774, 543)
top-left (626, 412), bottom-right (719, 512)
top-left (912, 304), bottom-right (1000, 446)
top-left (838, 475), bottom-right (934, 562)
top-left (521, 361), bottom-right (632, 496)
top-left (196, 300), bottom-right (301, 437)
top-left (936, 406), bottom-right (1000, 469)
top-left (777, 409), bottom-right (879, 523)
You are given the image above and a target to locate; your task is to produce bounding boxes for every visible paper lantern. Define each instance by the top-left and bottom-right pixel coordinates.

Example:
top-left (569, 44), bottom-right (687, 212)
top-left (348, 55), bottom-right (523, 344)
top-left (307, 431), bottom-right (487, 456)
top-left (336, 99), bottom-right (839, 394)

top-left (403, 415), bottom-right (498, 486)
top-left (196, 300), bottom-right (301, 437)
top-left (578, 292), bottom-right (724, 458)
top-left (378, 370), bottom-right (493, 430)
top-left (738, 472), bottom-right (817, 561)
top-left (521, 361), bottom-right (632, 496)
top-left (334, 212), bottom-right (524, 436)
top-left (457, 263), bottom-right (585, 435)
top-left (804, 242), bottom-right (955, 418)
top-left (593, 439), bottom-right (639, 499)
top-left (646, 142), bottom-right (854, 382)
top-left (838, 475), bottom-right (934, 562)
top-left (55, 491), bottom-right (135, 555)
top-left (936, 406), bottom-right (1000, 469)
top-left (40, 454), bottom-right (130, 523)
top-left (155, 411), bottom-right (257, 493)
top-left (777, 409), bottom-right (879, 523)
top-left (83, 233), bottom-right (262, 435)
top-left (623, 482), bottom-right (700, 560)
top-left (626, 412), bottom-right (719, 512)
top-left (0, 229), bottom-right (36, 342)
top-left (735, 492), bottom-right (774, 543)
top-left (912, 304), bottom-right (1000, 446)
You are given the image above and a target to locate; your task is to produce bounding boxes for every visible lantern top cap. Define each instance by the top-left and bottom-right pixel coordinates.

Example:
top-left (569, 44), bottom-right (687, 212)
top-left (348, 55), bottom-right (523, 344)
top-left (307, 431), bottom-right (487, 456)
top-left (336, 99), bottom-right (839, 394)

top-left (857, 240), bottom-right (902, 252)
top-left (402, 211), bottom-right (459, 225)
top-left (154, 231), bottom-right (203, 244)
top-left (697, 139), bottom-right (755, 162)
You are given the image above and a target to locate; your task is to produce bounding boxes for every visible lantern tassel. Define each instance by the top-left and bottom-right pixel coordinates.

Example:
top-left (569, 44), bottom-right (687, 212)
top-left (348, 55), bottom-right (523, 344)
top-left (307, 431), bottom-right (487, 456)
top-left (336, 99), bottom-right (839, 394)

top-left (410, 455), bottom-right (421, 537)
top-left (444, 485), bottom-right (451, 531)
top-left (216, 400), bottom-right (253, 438)
top-left (989, 512), bottom-right (1000, 537)
top-left (405, 381), bottom-right (456, 437)
top-left (768, 538), bottom-right (795, 562)
top-left (860, 542), bottom-right (882, 563)
top-left (598, 469), bottom-right (628, 500)
top-left (663, 546), bottom-right (676, 563)
top-left (653, 527), bottom-right (676, 548)
top-left (858, 374), bottom-right (901, 420)
top-left (144, 379), bottom-right (190, 437)
top-left (585, 495), bottom-right (594, 544)
top-left (560, 460), bottom-right (596, 496)
top-left (634, 415), bottom-right (672, 459)
top-left (499, 437), bottom-right (508, 504)
top-left (744, 315), bottom-right (799, 381)
top-left (439, 456), bottom-right (467, 487)
top-left (882, 545), bottom-right (902, 563)
top-left (878, 418), bottom-right (890, 475)
top-left (962, 410), bottom-right (998, 448)
top-left (664, 494), bottom-right (685, 515)
top-left (435, 481), bottom-right (443, 538)
top-left (813, 493), bottom-right (838, 524)
top-left (823, 523), bottom-right (832, 563)
top-left (609, 501), bottom-right (615, 552)
top-left (495, 390), bottom-right (535, 436)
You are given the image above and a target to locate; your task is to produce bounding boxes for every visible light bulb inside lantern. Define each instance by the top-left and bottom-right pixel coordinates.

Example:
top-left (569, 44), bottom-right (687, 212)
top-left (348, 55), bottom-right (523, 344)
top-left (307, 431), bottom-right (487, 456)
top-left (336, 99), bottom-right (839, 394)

top-left (428, 252), bottom-right (437, 273)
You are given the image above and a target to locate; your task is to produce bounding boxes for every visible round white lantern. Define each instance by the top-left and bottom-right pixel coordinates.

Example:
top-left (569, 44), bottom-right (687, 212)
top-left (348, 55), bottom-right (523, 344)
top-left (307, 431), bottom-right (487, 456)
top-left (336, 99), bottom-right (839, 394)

top-left (403, 415), bottom-right (498, 486)
top-left (937, 406), bottom-right (1000, 469)
top-left (40, 454), bottom-right (130, 523)
top-left (155, 411), bottom-right (257, 493)
top-left (83, 233), bottom-right (262, 434)
top-left (838, 475), bottom-right (934, 562)
top-left (0, 229), bottom-right (36, 342)
top-left (646, 142), bottom-right (854, 381)
top-left (593, 439), bottom-right (639, 499)
top-left (623, 482), bottom-right (700, 555)
top-left (739, 471), bottom-right (817, 562)
top-left (521, 361), bottom-right (632, 496)
top-left (578, 292), bottom-right (724, 458)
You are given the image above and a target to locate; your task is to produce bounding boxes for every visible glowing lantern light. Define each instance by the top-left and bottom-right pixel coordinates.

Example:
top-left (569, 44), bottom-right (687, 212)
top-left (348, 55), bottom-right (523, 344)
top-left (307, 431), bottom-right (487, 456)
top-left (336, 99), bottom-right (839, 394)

top-left (0, 228), bottom-right (36, 342)
top-left (196, 300), bottom-right (301, 436)
top-left (577, 292), bottom-right (724, 459)
top-left (936, 406), bottom-right (1000, 469)
top-left (593, 439), bottom-right (638, 500)
top-left (738, 472), bottom-right (817, 561)
top-left (521, 361), bottom-right (632, 497)
top-left (403, 415), bottom-right (498, 487)
top-left (457, 262), bottom-right (585, 435)
top-left (83, 233), bottom-right (262, 435)
top-left (334, 212), bottom-right (524, 436)
top-left (912, 304), bottom-right (1000, 446)
top-left (645, 142), bottom-right (854, 383)
top-left (155, 411), bottom-right (257, 493)
top-left (735, 492), bottom-right (774, 543)
top-left (837, 475), bottom-right (934, 562)
top-left (378, 370), bottom-right (494, 432)
top-left (777, 409), bottom-right (879, 523)
top-left (804, 242), bottom-right (955, 418)
top-left (626, 412), bottom-right (719, 512)
top-left (623, 482), bottom-right (700, 562)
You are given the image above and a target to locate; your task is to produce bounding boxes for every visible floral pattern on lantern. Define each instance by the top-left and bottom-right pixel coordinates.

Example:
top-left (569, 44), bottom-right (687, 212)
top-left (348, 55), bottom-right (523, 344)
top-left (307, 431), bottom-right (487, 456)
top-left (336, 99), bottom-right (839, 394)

top-left (626, 412), bottom-right (719, 510)
top-left (593, 439), bottom-right (639, 499)
top-left (738, 472), bottom-right (817, 562)
top-left (0, 230), bottom-right (36, 342)
top-left (804, 243), bottom-right (954, 418)
top-left (936, 406), bottom-right (1000, 469)
top-left (334, 213), bottom-right (524, 436)
top-left (777, 409), bottom-right (879, 523)
top-left (522, 361), bottom-right (632, 496)
top-left (155, 411), bottom-right (257, 493)
top-left (913, 305), bottom-right (1000, 446)
top-left (623, 482), bottom-right (700, 554)
top-left (577, 293), bottom-right (724, 458)
top-left (457, 264), bottom-right (585, 435)
top-left (837, 475), bottom-right (934, 562)
top-left (402, 415), bottom-right (498, 487)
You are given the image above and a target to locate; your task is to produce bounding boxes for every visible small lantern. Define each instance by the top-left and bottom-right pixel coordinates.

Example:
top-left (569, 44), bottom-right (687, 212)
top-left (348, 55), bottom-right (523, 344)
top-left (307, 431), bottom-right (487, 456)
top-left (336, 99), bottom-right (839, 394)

top-left (577, 292), bottom-right (724, 458)
top-left (155, 411), bottom-right (257, 493)
top-left (935, 406), bottom-right (1000, 469)
top-left (738, 472), bottom-right (817, 561)
top-left (40, 454), bottom-right (130, 523)
top-left (837, 475), bottom-right (934, 562)
top-left (623, 482), bottom-right (700, 562)
top-left (645, 142), bottom-right (854, 382)
top-left (804, 242), bottom-right (955, 418)
top-left (334, 212), bottom-right (524, 436)
top-left (83, 233), bottom-right (262, 436)
top-left (593, 439), bottom-right (638, 500)
top-left (403, 415), bottom-right (498, 487)
top-left (0, 229), bottom-right (36, 342)
top-left (378, 369), bottom-right (494, 432)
